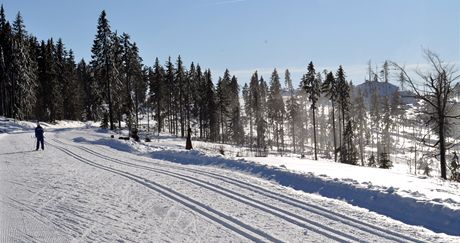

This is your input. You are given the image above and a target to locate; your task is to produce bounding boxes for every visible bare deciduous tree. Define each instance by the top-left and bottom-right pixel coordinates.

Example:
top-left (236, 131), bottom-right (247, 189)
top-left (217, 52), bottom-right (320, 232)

top-left (391, 50), bottom-right (460, 179)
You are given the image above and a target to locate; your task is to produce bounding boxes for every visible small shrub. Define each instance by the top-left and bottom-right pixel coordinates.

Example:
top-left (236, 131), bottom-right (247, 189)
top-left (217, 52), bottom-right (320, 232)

top-left (219, 145), bottom-right (225, 155)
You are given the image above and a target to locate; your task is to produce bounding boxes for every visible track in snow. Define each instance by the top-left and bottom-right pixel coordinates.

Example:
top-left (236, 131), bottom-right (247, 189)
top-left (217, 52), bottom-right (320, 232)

top-left (48, 140), bottom-right (283, 243)
top-left (50, 137), bottom-right (428, 243)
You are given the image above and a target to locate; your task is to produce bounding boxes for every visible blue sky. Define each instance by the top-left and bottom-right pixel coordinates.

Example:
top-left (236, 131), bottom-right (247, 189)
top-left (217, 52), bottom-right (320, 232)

top-left (2, 0), bottom-right (460, 86)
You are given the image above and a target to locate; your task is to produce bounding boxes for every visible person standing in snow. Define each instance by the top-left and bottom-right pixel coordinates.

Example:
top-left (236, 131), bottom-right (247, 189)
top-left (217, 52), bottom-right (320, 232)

top-left (35, 122), bottom-right (44, 150)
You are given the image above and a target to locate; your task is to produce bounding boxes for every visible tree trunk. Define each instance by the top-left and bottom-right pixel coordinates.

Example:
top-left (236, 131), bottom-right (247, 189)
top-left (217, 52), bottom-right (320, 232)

top-left (312, 107), bottom-right (317, 160)
top-left (439, 117), bottom-right (447, 179)
top-left (331, 101), bottom-right (337, 162)
top-left (106, 63), bottom-right (114, 130)
top-left (292, 117), bottom-right (296, 153)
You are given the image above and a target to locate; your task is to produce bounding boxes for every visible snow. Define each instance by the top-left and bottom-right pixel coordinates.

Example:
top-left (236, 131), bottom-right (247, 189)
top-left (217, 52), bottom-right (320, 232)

top-left (1, 117), bottom-right (460, 241)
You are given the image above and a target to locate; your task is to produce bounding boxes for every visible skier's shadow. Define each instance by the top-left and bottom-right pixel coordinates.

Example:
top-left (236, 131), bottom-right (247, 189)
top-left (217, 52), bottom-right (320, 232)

top-left (0, 150), bottom-right (37, 156)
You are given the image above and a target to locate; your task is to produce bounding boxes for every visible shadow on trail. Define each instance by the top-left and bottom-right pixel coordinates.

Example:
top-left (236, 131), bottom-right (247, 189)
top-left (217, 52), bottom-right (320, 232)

top-left (72, 137), bottom-right (134, 153)
top-left (148, 149), bottom-right (460, 236)
top-left (0, 150), bottom-right (37, 156)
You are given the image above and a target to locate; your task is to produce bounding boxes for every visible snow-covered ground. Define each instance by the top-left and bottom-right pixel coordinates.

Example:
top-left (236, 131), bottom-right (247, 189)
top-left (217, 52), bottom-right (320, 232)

top-left (1, 117), bottom-right (460, 242)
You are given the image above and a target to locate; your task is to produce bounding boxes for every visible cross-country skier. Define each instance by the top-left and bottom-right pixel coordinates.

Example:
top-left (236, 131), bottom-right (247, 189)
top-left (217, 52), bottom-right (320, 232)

top-left (35, 122), bottom-right (44, 150)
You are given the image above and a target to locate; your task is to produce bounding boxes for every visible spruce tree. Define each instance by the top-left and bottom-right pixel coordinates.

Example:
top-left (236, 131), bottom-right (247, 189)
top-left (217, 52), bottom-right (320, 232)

top-left (216, 70), bottom-right (232, 143)
top-left (242, 83), bottom-right (250, 144)
top-left (11, 11), bottom-right (37, 120)
top-left (0, 5), bottom-right (9, 117)
top-left (76, 59), bottom-right (94, 121)
top-left (150, 57), bottom-right (165, 134)
top-left (256, 76), bottom-right (268, 153)
top-left (380, 96), bottom-right (392, 167)
top-left (203, 69), bottom-right (218, 141)
top-left (54, 38), bottom-right (68, 120)
top-left (303, 62), bottom-right (320, 160)
top-left (175, 55), bottom-right (186, 137)
top-left (229, 75), bottom-right (244, 144)
top-left (91, 10), bottom-right (114, 129)
top-left (322, 71), bottom-right (338, 161)
top-left (267, 69), bottom-right (286, 152)
top-left (164, 57), bottom-right (175, 134)
top-left (63, 49), bottom-right (83, 120)
top-left (248, 71), bottom-right (259, 149)
top-left (335, 66), bottom-right (355, 164)
top-left (354, 90), bottom-right (367, 165)
top-left (285, 69), bottom-right (299, 153)
top-left (370, 88), bottom-right (380, 158)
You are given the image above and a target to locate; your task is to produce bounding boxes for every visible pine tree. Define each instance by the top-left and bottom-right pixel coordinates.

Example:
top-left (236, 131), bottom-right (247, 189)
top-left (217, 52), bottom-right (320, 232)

top-left (248, 71), bottom-right (259, 149)
top-left (175, 55), bottom-right (186, 137)
top-left (120, 33), bottom-right (141, 133)
top-left (110, 32), bottom-right (124, 128)
top-left (149, 57), bottom-right (165, 134)
top-left (229, 75), bottom-right (244, 144)
top-left (242, 83), bottom-right (250, 145)
top-left (203, 69), bottom-right (218, 141)
top-left (353, 90), bottom-right (367, 165)
top-left (164, 57), bottom-right (175, 134)
top-left (90, 10), bottom-right (114, 129)
top-left (11, 11), bottom-right (38, 120)
top-left (186, 62), bottom-right (196, 130)
top-left (370, 88), bottom-right (380, 158)
top-left (256, 76), bottom-right (268, 153)
top-left (195, 64), bottom-right (208, 139)
top-left (303, 62), bottom-right (320, 160)
top-left (380, 96), bottom-right (392, 166)
top-left (39, 39), bottom-right (59, 121)
top-left (63, 49), bottom-right (83, 120)
top-left (335, 66), bottom-right (355, 164)
top-left (54, 38), bottom-right (68, 120)
top-left (284, 69), bottom-right (300, 153)
top-left (267, 69), bottom-right (285, 152)
top-left (0, 5), bottom-right (10, 117)
top-left (131, 43), bottom-right (146, 128)
top-left (76, 59), bottom-right (94, 121)
top-left (216, 69), bottom-right (232, 143)
top-left (322, 71), bottom-right (338, 161)
top-left (342, 120), bottom-right (358, 165)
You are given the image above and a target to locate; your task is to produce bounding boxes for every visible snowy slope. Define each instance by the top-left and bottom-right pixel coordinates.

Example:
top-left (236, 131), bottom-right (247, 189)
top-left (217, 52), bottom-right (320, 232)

top-left (1, 118), bottom-right (460, 242)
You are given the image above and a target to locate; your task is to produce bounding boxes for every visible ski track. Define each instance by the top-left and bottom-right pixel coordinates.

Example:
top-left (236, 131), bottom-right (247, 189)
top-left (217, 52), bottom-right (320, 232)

top-left (2, 128), bottom-right (457, 242)
top-left (51, 138), bottom-right (356, 242)
top-left (47, 140), bottom-right (284, 243)
top-left (73, 142), bottom-right (427, 243)
top-left (50, 136), bottom-right (430, 243)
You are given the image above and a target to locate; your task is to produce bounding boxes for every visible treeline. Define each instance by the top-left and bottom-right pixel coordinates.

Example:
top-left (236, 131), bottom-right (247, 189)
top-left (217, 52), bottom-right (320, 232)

top-left (0, 7), bottom-right (405, 167)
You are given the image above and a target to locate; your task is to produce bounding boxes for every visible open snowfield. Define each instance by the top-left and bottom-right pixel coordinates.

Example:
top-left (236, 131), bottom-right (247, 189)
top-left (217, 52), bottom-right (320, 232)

top-left (1, 117), bottom-right (460, 242)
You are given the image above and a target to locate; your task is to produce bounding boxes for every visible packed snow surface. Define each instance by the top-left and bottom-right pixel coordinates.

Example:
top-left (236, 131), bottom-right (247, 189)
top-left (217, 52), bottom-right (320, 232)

top-left (1, 117), bottom-right (460, 242)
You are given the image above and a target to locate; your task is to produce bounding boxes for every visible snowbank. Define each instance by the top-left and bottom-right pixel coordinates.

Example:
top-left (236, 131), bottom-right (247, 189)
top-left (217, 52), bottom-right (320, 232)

top-left (72, 129), bottom-right (460, 236)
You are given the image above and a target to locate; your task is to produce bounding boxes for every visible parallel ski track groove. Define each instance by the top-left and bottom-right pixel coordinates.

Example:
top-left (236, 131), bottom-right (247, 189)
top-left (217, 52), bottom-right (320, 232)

top-left (67, 142), bottom-right (357, 242)
top-left (55, 140), bottom-right (416, 242)
top-left (64, 138), bottom-right (426, 243)
top-left (47, 141), bottom-right (282, 243)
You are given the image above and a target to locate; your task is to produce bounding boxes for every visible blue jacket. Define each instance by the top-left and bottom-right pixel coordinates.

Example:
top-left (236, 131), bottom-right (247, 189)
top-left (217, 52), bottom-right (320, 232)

top-left (35, 126), bottom-right (44, 139)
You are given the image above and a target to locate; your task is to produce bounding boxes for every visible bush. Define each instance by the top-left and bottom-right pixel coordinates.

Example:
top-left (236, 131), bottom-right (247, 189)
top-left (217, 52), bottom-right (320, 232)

top-left (131, 129), bottom-right (140, 142)
top-left (378, 152), bottom-right (392, 169)
top-left (218, 145), bottom-right (225, 155)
